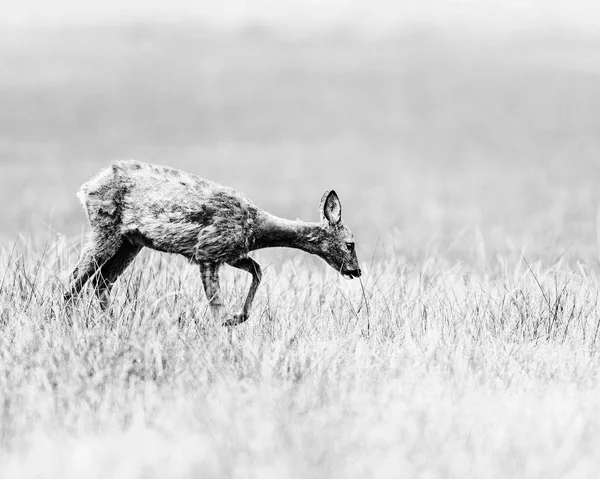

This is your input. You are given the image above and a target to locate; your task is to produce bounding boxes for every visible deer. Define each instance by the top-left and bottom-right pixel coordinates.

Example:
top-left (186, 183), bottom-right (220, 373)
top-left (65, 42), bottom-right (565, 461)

top-left (64, 160), bottom-right (361, 326)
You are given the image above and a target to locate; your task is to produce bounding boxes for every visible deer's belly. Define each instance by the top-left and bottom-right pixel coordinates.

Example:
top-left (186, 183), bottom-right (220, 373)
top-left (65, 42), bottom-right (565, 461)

top-left (123, 219), bottom-right (249, 263)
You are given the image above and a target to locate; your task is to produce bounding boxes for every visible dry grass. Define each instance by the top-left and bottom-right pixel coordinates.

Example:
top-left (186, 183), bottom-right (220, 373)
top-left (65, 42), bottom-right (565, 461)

top-left (1, 235), bottom-right (600, 478)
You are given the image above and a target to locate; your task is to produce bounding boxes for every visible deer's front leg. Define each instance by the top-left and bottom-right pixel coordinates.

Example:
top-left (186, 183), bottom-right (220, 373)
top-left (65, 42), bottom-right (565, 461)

top-left (200, 262), bottom-right (226, 323)
top-left (225, 257), bottom-right (262, 326)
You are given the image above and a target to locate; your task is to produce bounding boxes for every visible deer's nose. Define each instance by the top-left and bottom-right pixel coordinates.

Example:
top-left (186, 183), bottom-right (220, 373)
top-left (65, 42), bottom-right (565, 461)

top-left (343, 268), bottom-right (361, 279)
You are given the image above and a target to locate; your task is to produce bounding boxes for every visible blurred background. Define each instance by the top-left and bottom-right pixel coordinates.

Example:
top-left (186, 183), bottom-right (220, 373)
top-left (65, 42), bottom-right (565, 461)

top-left (1, 1), bottom-right (600, 262)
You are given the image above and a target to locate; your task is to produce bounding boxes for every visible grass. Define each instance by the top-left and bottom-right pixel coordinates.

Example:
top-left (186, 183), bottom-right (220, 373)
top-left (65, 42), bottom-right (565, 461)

top-left (2, 235), bottom-right (600, 477)
top-left (2, 22), bottom-right (600, 478)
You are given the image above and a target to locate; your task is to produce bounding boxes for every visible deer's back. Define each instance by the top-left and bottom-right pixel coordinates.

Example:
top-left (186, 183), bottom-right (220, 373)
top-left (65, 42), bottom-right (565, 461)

top-left (80, 160), bottom-right (259, 262)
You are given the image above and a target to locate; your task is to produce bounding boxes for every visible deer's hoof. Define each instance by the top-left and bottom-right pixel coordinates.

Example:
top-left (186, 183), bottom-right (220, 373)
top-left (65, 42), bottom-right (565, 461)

top-left (223, 313), bottom-right (248, 327)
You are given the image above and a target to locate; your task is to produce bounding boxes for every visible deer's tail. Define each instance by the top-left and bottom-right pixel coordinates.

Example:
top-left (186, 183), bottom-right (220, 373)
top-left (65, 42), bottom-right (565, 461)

top-left (77, 164), bottom-right (125, 229)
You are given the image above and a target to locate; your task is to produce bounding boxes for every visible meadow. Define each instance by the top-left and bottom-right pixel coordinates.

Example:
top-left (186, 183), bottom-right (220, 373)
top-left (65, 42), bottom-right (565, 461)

top-left (1, 23), bottom-right (600, 477)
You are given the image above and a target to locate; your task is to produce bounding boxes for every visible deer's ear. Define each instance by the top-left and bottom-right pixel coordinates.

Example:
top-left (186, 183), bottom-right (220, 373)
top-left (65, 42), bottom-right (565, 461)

top-left (320, 190), bottom-right (342, 225)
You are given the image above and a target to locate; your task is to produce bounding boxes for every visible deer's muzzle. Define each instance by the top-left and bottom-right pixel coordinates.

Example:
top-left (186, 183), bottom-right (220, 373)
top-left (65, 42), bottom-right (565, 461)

top-left (342, 268), bottom-right (361, 279)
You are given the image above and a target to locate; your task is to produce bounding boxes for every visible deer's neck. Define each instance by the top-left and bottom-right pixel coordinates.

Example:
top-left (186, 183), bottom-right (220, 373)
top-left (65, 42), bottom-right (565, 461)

top-left (251, 211), bottom-right (321, 254)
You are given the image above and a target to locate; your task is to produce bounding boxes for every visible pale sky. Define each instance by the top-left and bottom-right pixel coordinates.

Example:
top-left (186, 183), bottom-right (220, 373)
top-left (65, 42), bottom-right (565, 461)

top-left (2, 0), bottom-right (600, 34)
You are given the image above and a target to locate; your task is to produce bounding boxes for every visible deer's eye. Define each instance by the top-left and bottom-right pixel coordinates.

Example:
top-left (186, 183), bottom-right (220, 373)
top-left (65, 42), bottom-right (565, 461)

top-left (346, 242), bottom-right (355, 252)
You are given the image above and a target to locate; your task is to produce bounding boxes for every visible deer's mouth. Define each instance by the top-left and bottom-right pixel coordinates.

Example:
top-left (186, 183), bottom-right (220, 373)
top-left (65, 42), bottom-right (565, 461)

top-left (342, 268), bottom-right (361, 279)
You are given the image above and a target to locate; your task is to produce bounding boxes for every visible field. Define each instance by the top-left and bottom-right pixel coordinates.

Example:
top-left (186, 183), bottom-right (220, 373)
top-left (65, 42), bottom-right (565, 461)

top-left (1, 23), bottom-right (600, 477)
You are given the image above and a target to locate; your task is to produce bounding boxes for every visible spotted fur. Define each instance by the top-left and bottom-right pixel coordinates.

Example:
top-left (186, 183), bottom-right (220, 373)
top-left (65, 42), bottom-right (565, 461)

top-left (65, 160), bottom-right (361, 325)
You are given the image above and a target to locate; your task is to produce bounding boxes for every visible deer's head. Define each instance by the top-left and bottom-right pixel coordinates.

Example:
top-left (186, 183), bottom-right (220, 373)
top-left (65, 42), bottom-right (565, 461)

top-left (316, 190), bottom-right (361, 279)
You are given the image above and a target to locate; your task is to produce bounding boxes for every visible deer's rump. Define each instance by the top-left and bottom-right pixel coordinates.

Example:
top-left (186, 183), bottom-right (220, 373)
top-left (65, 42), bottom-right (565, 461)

top-left (77, 160), bottom-right (258, 263)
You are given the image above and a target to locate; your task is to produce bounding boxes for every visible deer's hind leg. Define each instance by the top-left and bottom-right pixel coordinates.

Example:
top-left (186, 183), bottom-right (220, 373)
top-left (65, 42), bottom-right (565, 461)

top-left (64, 231), bottom-right (122, 307)
top-left (92, 240), bottom-right (143, 310)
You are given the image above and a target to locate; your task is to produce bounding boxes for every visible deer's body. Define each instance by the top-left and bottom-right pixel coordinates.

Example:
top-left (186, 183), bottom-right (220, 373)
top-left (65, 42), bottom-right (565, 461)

top-left (65, 160), bottom-right (361, 325)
